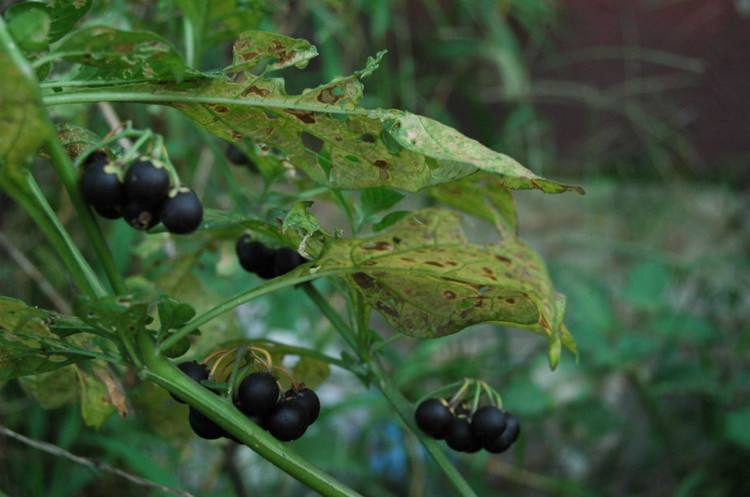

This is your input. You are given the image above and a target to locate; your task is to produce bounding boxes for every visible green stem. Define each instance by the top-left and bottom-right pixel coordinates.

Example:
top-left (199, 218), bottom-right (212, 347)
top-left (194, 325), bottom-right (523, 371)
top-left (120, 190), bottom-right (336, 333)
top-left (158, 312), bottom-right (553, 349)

top-left (303, 285), bottom-right (479, 497)
top-left (45, 138), bottom-right (128, 296)
top-left (42, 90), bottom-right (370, 116)
top-left (137, 333), bottom-right (364, 497)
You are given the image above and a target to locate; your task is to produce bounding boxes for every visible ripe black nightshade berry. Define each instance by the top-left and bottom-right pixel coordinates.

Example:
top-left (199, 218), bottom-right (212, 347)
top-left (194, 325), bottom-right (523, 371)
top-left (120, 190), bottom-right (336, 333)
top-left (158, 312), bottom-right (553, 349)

top-left (171, 361), bottom-right (209, 403)
top-left (273, 247), bottom-right (305, 277)
top-left (124, 159), bottom-right (170, 207)
top-left (188, 407), bottom-right (224, 440)
top-left (267, 400), bottom-right (308, 441)
top-left (415, 398), bottom-right (453, 439)
top-left (236, 372), bottom-right (280, 417)
top-left (445, 418), bottom-right (481, 453)
top-left (123, 201), bottom-right (160, 230)
top-left (94, 205), bottom-right (122, 220)
top-left (485, 413), bottom-right (521, 454)
top-left (161, 189), bottom-right (203, 234)
top-left (471, 406), bottom-right (507, 447)
top-left (295, 388), bottom-right (320, 425)
top-left (79, 153), bottom-right (124, 209)
top-left (236, 235), bottom-right (275, 277)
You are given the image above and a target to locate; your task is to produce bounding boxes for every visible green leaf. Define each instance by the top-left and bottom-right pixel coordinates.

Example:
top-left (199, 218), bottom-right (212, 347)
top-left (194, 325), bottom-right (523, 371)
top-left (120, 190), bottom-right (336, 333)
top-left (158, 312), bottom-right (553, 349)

top-left (314, 209), bottom-right (574, 353)
top-left (19, 366), bottom-right (79, 409)
top-left (282, 201), bottom-right (328, 257)
top-left (74, 295), bottom-right (151, 337)
top-left (429, 172), bottom-right (517, 233)
top-left (77, 363), bottom-right (116, 428)
top-left (55, 123), bottom-right (101, 159)
top-left (157, 296), bottom-right (196, 333)
top-left (46, 0), bottom-right (91, 42)
top-left (372, 210), bottom-right (410, 232)
top-left (5, 2), bottom-right (51, 52)
top-left (55, 26), bottom-right (192, 80)
top-left (0, 19), bottom-right (52, 179)
top-left (0, 297), bottom-right (77, 379)
top-left (360, 187), bottom-right (405, 217)
top-left (227, 30), bottom-right (318, 73)
top-left (292, 356), bottom-right (330, 389)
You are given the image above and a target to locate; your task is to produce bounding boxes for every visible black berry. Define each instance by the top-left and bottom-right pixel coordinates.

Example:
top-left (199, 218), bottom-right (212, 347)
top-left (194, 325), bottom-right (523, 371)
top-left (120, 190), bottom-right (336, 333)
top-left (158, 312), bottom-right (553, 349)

top-left (226, 144), bottom-right (251, 166)
top-left (79, 154), bottom-right (124, 209)
top-left (161, 189), bottom-right (203, 234)
top-left (285, 388), bottom-right (320, 425)
top-left (188, 407), bottom-right (224, 440)
top-left (485, 413), bottom-right (520, 454)
top-left (267, 400), bottom-right (308, 441)
top-left (471, 406), bottom-right (507, 447)
top-left (124, 159), bottom-right (170, 207)
top-left (273, 247), bottom-right (305, 277)
top-left (171, 361), bottom-right (208, 403)
top-left (123, 201), bottom-right (160, 230)
top-left (236, 372), bottom-right (280, 417)
top-left (445, 418), bottom-right (481, 453)
top-left (94, 205), bottom-right (122, 220)
top-left (236, 235), bottom-right (275, 277)
top-left (415, 398), bottom-right (453, 439)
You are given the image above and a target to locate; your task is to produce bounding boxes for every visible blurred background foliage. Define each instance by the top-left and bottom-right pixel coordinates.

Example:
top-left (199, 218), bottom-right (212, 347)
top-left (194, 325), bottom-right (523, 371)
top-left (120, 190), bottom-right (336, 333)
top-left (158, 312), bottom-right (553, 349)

top-left (1, 1), bottom-right (749, 496)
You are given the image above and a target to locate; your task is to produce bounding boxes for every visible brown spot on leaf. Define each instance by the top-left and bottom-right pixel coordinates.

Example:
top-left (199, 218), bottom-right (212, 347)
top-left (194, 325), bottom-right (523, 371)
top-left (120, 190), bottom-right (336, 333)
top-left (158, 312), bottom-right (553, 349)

top-left (443, 290), bottom-right (457, 300)
top-left (375, 301), bottom-right (400, 318)
top-left (352, 272), bottom-right (376, 290)
top-left (317, 87), bottom-right (343, 104)
top-left (425, 261), bottom-right (444, 267)
top-left (361, 133), bottom-right (376, 143)
top-left (393, 237), bottom-right (402, 244)
top-left (212, 105), bottom-right (229, 113)
top-left (374, 160), bottom-right (388, 168)
top-left (284, 109), bottom-right (316, 124)
top-left (401, 257), bottom-right (415, 263)
top-left (364, 241), bottom-right (392, 251)
top-left (241, 86), bottom-right (270, 97)
top-left (495, 255), bottom-right (512, 265)
top-left (505, 298), bottom-right (515, 304)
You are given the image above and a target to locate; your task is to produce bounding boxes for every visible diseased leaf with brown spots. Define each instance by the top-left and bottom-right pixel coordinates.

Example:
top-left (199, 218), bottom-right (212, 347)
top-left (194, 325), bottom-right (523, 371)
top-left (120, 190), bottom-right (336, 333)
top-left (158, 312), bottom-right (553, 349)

top-left (54, 26), bottom-right (192, 80)
top-left (311, 209), bottom-right (575, 362)
top-left (227, 31), bottom-right (318, 73)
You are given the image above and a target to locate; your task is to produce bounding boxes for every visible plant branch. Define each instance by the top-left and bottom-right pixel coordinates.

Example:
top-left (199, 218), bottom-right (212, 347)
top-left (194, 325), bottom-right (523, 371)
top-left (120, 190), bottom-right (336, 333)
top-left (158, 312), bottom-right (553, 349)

top-left (0, 424), bottom-right (197, 497)
top-left (303, 284), bottom-right (479, 497)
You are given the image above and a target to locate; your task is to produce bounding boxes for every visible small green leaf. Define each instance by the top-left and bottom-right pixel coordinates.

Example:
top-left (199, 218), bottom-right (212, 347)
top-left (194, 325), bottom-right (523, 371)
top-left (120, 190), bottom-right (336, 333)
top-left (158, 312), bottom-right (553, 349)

top-left (46, 0), bottom-right (91, 42)
top-left (157, 296), bottom-right (196, 333)
top-left (360, 187), bottom-right (405, 217)
top-left (5, 3), bottom-right (51, 53)
top-left (77, 364), bottom-right (115, 428)
top-left (282, 201), bottom-right (328, 257)
top-left (372, 210), bottom-right (410, 232)
top-left (292, 356), bottom-right (330, 389)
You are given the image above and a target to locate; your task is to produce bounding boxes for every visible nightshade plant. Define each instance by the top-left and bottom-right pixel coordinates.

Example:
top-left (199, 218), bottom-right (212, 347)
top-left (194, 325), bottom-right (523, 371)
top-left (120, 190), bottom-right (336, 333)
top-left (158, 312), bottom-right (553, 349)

top-left (0, 3), bottom-right (582, 497)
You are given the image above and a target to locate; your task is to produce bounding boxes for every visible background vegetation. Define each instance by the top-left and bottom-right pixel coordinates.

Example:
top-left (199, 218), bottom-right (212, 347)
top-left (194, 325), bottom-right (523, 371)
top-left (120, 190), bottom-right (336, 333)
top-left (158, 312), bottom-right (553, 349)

top-left (1, 1), bottom-right (748, 496)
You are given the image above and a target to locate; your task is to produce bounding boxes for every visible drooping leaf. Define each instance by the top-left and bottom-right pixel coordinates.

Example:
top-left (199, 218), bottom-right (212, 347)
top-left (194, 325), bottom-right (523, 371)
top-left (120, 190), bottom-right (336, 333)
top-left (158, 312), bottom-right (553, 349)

top-left (77, 363), bottom-right (116, 428)
top-left (19, 366), bottom-right (79, 409)
top-left (55, 123), bottom-right (102, 160)
top-left (55, 26), bottom-right (192, 80)
top-left (360, 187), bottom-right (405, 217)
top-left (292, 356), bottom-right (330, 389)
top-left (227, 31), bottom-right (318, 73)
top-left (46, 0), bottom-right (92, 42)
top-left (310, 209), bottom-right (575, 359)
top-left (429, 172), bottom-right (517, 234)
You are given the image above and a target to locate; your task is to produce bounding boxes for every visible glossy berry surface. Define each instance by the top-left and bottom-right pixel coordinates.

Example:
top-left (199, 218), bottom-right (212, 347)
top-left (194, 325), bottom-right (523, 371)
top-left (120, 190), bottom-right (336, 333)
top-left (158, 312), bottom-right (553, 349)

top-left (226, 144), bottom-right (251, 165)
top-left (415, 398), bottom-right (453, 439)
top-left (236, 372), bottom-right (280, 417)
top-left (273, 247), bottom-right (305, 277)
top-left (445, 418), bottom-right (481, 453)
top-left (79, 157), bottom-right (124, 208)
top-left (295, 388), bottom-right (320, 425)
top-left (171, 361), bottom-right (209, 403)
top-left (485, 413), bottom-right (521, 454)
top-left (188, 408), bottom-right (224, 440)
top-left (161, 189), bottom-right (203, 234)
top-left (236, 236), bottom-right (275, 276)
top-left (124, 160), bottom-right (170, 207)
top-left (267, 400), bottom-right (308, 441)
top-left (123, 201), bottom-right (160, 230)
top-left (471, 406), bottom-right (507, 446)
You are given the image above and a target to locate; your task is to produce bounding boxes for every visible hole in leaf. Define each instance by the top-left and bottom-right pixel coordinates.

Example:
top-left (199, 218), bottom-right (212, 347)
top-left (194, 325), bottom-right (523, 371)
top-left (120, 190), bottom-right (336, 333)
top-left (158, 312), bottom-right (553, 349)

top-left (300, 132), bottom-right (324, 153)
top-left (360, 133), bottom-right (376, 143)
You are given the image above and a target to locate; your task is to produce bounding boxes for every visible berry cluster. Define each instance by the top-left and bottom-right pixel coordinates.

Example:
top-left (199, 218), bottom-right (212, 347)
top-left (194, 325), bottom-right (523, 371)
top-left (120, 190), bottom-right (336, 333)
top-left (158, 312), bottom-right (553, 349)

top-left (235, 234), bottom-right (306, 279)
top-left (79, 151), bottom-right (203, 234)
top-left (173, 361), bottom-right (320, 443)
top-left (415, 399), bottom-right (520, 454)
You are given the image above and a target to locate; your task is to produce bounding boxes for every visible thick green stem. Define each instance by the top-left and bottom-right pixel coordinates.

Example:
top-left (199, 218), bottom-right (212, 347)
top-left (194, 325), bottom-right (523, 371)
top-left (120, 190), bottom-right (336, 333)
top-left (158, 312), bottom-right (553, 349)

top-left (46, 138), bottom-right (127, 295)
top-left (303, 284), bottom-right (479, 497)
top-left (137, 333), bottom-right (364, 497)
